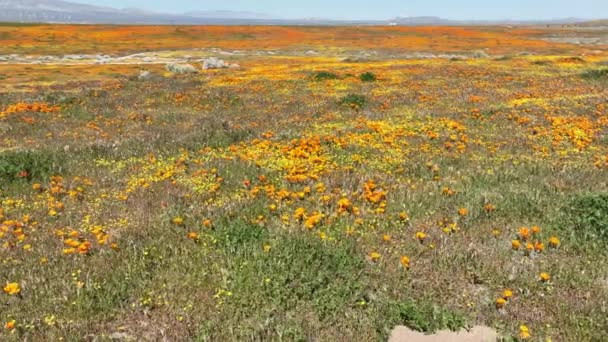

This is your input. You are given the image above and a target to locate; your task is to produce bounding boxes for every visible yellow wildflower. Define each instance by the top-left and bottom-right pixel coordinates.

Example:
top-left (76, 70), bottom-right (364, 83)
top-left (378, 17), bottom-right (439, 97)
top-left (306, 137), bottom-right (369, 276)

top-left (549, 236), bottom-right (560, 248)
top-left (369, 252), bottom-right (381, 262)
top-left (512, 240), bottom-right (521, 250)
top-left (3, 282), bottom-right (20, 295)
top-left (519, 325), bottom-right (531, 339)
top-left (519, 227), bottom-right (530, 241)
top-left (540, 272), bottom-right (551, 282)
top-left (400, 256), bottom-right (410, 269)
top-left (416, 231), bottom-right (427, 242)
top-left (4, 320), bottom-right (15, 330)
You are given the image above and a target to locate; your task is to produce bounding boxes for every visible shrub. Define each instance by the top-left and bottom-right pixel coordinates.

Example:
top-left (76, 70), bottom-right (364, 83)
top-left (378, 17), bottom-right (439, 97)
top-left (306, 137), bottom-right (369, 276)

top-left (360, 72), bottom-right (377, 82)
top-left (0, 150), bottom-right (59, 183)
top-left (312, 71), bottom-right (339, 81)
top-left (493, 55), bottom-right (510, 61)
top-left (581, 69), bottom-right (608, 80)
top-left (531, 60), bottom-right (552, 65)
top-left (339, 94), bottom-right (367, 109)
top-left (563, 194), bottom-right (608, 242)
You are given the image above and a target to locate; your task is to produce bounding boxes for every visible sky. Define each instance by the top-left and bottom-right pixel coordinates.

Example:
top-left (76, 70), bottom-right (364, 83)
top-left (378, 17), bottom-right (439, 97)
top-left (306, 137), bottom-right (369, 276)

top-left (75, 0), bottom-right (606, 20)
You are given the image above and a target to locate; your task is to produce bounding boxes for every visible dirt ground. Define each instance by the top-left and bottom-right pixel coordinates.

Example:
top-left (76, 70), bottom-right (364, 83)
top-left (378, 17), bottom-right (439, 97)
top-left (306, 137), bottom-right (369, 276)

top-left (389, 326), bottom-right (498, 342)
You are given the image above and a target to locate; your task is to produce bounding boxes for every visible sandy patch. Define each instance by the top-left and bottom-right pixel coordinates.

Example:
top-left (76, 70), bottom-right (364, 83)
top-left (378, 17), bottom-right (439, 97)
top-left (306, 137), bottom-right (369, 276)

top-left (389, 325), bottom-right (497, 342)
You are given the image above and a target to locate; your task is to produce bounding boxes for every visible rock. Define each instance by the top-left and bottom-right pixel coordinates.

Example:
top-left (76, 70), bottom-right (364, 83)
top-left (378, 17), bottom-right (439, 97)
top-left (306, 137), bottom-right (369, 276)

top-left (138, 70), bottom-right (153, 80)
top-left (166, 63), bottom-right (197, 74)
top-left (64, 54), bottom-right (87, 60)
top-left (340, 56), bottom-right (368, 63)
top-left (202, 57), bottom-right (239, 70)
top-left (202, 57), bottom-right (226, 69)
top-left (389, 325), bottom-right (498, 342)
top-left (472, 50), bottom-right (490, 58)
top-left (96, 57), bottom-right (112, 64)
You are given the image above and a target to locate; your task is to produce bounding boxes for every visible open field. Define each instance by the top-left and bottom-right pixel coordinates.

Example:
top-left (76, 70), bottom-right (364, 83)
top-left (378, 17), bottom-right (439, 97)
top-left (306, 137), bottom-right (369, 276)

top-left (1, 24), bottom-right (607, 341)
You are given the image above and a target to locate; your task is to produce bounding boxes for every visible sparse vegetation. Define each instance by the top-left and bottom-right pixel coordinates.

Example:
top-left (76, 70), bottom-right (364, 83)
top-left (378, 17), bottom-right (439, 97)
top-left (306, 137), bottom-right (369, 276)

top-left (0, 23), bottom-right (607, 342)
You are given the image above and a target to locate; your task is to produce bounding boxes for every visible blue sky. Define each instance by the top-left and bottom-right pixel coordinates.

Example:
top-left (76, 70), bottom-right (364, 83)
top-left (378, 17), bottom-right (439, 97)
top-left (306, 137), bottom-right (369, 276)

top-left (76, 0), bottom-right (606, 20)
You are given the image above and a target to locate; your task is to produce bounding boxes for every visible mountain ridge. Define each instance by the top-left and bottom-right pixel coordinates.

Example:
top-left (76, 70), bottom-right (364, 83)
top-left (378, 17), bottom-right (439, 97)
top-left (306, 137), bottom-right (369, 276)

top-left (0, 0), bottom-right (599, 25)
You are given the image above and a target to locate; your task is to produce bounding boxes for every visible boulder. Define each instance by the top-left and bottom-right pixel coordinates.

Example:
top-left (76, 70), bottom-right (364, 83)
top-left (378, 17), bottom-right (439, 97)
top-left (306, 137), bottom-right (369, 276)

top-left (138, 70), bottom-right (154, 80)
top-left (166, 63), bottom-right (197, 74)
top-left (202, 57), bottom-right (240, 70)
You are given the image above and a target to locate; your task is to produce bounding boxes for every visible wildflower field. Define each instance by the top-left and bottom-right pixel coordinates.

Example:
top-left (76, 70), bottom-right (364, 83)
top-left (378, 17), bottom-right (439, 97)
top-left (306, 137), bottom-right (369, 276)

top-left (1, 24), bottom-right (607, 341)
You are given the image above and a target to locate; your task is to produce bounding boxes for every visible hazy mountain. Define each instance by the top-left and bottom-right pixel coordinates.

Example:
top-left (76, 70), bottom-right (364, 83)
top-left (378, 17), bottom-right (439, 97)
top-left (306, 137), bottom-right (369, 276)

top-left (0, 0), bottom-right (119, 12)
top-left (185, 10), bottom-right (274, 20)
top-left (390, 16), bottom-right (452, 25)
top-left (0, 0), bottom-right (598, 25)
top-left (390, 16), bottom-right (590, 26)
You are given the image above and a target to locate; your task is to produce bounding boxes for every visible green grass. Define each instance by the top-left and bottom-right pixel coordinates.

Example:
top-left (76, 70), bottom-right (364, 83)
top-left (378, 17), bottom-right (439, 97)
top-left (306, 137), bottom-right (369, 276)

top-left (563, 193), bottom-right (608, 242)
top-left (382, 300), bottom-right (467, 334)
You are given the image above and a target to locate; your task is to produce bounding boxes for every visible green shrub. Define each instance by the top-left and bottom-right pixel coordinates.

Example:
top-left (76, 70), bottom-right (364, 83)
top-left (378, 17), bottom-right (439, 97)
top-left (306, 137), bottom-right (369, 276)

top-left (339, 94), bottom-right (367, 109)
top-left (0, 150), bottom-right (60, 183)
top-left (360, 72), bottom-right (377, 82)
top-left (493, 55), bottom-right (512, 61)
top-left (563, 193), bottom-right (608, 241)
top-left (581, 69), bottom-right (608, 80)
top-left (531, 60), bottom-right (552, 66)
top-left (312, 71), bottom-right (340, 81)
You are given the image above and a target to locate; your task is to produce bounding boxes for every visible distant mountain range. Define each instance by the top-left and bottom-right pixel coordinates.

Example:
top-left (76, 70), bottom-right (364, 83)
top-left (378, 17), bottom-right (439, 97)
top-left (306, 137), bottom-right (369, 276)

top-left (0, 0), bottom-right (599, 25)
top-left (388, 16), bottom-right (592, 26)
